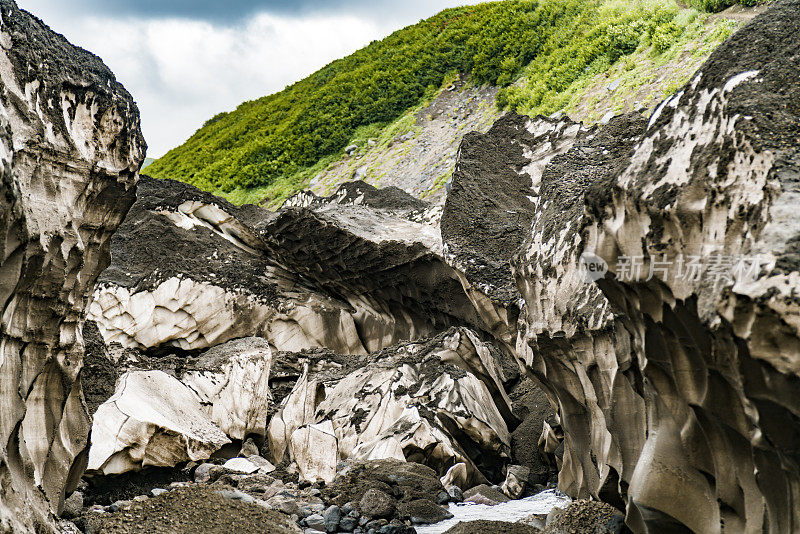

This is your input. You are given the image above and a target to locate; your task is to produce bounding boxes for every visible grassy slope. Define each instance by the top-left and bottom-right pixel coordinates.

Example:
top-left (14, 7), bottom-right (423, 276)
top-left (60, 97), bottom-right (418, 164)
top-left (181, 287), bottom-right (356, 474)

top-left (148, 0), bottom-right (762, 206)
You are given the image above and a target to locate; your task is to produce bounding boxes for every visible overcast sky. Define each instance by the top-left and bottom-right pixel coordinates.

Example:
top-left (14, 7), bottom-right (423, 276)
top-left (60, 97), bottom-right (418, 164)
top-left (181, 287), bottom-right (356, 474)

top-left (17, 0), bottom-right (472, 157)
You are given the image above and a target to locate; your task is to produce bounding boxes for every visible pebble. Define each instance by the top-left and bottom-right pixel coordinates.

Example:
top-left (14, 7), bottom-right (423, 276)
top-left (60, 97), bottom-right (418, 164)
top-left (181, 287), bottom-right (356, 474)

top-left (339, 515), bottom-right (359, 532)
top-left (222, 457), bottom-right (260, 474)
top-left (305, 513), bottom-right (326, 531)
top-left (132, 495), bottom-right (148, 502)
top-left (301, 503), bottom-right (326, 517)
top-left (151, 488), bottom-right (168, 497)
top-left (216, 489), bottom-right (255, 504)
top-left (446, 485), bottom-right (463, 502)
top-left (323, 504), bottom-right (341, 532)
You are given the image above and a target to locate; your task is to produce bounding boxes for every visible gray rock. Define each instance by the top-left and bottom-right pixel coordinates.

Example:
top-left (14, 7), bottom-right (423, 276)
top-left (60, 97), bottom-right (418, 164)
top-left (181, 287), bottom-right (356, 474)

top-left (462, 484), bottom-right (510, 506)
top-left (305, 513), bottom-right (327, 531)
top-left (150, 488), bottom-right (168, 497)
top-left (194, 462), bottom-right (225, 484)
top-left (365, 519), bottom-right (388, 531)
top-left (323, 504), bottom-right (341, 532)
top-left (446, 486), bottom-right (463, 502)
top-left (396, 499), bottom-right (453, 525)
top-left (301, 503), bottom-right (326, 517)
top-left (435, 490), bottom-right (449, 505)
top-left (266, 494), bottom-right (302, 516)
top-left (216, 489), bottom-right (255, 504)
top-left (240, 437), bottom-right (260, 457)
top-left (339, 515), bottom-right (359, 532)
top-left (345, 144), bottom-right (359, 155)
top-left (359, 488), bottom-right (396, 519)
top-left (61, 491), bottom-right (84, 519)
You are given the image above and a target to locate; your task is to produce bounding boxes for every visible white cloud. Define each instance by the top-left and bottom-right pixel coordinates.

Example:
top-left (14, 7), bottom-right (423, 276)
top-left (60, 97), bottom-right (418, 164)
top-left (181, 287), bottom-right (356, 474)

top-left (17, 0), bottom-right (473, 157)
top-left (44, 14), bottom-right (387, 157)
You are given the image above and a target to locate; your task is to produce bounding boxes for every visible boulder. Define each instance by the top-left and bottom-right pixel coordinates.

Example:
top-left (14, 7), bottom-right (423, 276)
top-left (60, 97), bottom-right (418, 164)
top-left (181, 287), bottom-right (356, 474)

top-left (291, 421), bottom-right (339, 483)
top-left (359, 488), bottom-right (396, 519)
top-left (323, 504), bottom-right (341, 532)
top-left (181, 337), bottom-right (273, 440)
top-left (462, 484), bottom-right (511, 506)
top-left (396, 499), bottom-right (453, 524)
top-left (440, 463), bottom-right (468, 490)
top-left (542, 500), bottom-right (624, 534)
top-left (501, 465), bottom-right (530, 499)
top-left (0, 0), bottom-right (144, 527)
top-left (269, 328), bottom-right (512, 486)
top-left (222, 458), bottom-right (260, 474)
top-left (87, 371), bottom-right (231, 474)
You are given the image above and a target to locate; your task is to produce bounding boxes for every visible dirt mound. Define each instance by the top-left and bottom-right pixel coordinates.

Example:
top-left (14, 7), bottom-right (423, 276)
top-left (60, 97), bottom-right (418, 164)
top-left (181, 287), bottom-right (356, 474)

top-left (84, 485), bottom-right (300, 534)
top-left (443, 520), bottom-right (540, 534)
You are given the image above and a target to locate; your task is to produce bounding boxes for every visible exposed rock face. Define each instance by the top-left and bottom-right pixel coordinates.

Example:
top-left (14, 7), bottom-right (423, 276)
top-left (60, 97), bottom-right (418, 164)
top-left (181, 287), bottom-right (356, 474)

top-left (489, 2), bottom-right (800, 532)
top-left (87, 176), bottom-right (333, 353)
top-left (88, 337), bottom-right (273, 475)
top-left (269, 328), bottom-right (512, 487)
top-left (581, 4), bottom-right (800, 531)
top-left (181, 337), bottom-right (273, 441)
top-left (0, 0), bottom-right (143, 530)
top-left (88, 177), bottom-right (484, 355)
top-left (88, 370), bottom-right (231, 475)
top-left (442, 113), bottom-right (592, 349)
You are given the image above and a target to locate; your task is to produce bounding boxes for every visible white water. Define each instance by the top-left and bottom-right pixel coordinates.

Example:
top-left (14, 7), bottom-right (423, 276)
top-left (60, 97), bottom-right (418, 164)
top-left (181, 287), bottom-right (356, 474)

top-left (415, 490), bottom-right (571, 534)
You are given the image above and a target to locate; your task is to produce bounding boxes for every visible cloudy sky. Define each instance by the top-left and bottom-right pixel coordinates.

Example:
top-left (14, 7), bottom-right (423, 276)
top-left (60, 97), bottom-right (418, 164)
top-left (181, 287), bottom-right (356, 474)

top-left (17, 0), bottom-right (472, 157)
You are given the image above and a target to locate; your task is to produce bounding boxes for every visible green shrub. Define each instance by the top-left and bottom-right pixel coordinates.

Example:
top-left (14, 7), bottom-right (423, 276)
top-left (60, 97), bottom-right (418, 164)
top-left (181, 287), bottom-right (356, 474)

top-left (149, 0), bottom-right (753, 204)
top-left (149, 0), bottom-right (588, 195)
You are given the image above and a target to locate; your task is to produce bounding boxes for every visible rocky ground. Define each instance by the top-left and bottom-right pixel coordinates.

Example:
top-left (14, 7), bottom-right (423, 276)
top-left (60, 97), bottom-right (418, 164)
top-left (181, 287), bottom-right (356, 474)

top-left (2, 0), bottom-right (799, 533)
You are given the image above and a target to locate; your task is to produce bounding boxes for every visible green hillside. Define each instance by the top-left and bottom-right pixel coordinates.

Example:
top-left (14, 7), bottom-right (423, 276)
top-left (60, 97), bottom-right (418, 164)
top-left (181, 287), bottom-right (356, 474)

top-left (148, 0), bottom-right (765, 206)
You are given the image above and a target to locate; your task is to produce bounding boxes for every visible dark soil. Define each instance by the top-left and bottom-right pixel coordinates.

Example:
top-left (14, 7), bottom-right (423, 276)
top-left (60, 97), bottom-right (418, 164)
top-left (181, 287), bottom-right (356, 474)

top-left (82, 466), bottom-right (191, 506)
top-left (84, 485), bottom-right (298, 533)
top-left (440, 113), bottom-right (544, 305)
top-left (322, 459), bottom-right (444, 510)
top-left (543, 500), bottom-right (625, 534)
top-left (99, 175), bottom-right (278, 300)
top-left (81, 321), bottom-right (119, 416)
top-left (443, 520), bottom-right (540, 534)
top-left (509, 378), bottom-right (558, 484)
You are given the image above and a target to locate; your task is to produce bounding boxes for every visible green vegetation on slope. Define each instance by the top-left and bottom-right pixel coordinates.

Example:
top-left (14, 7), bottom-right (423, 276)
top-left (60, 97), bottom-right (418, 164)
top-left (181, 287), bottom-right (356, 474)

top-left (149, 0), bottom-right (765, 205)
top-left (499, 0), bottom-right (742, 118)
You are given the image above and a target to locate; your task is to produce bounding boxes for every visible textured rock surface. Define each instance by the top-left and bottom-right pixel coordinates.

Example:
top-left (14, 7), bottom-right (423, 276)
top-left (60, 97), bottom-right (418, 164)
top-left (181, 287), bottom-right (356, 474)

top-left (88, 176), bottom-right (491, 357)
top-left (87, 370), bottom-right (231, 475)
top-left (87, 176), bottom-right (360, 353)
top-left (269, 328), bottom-right (512, 486)
top-left (181, 337), bottom-right (272, 440)
top-left (500, 2), bottom-right (800, 532)
top-left (88, 337), bottom-right (276, 475)
top-left (0, 0), bottom-right (144, 530)
top-left (583, 4), bottom-right (800, 531)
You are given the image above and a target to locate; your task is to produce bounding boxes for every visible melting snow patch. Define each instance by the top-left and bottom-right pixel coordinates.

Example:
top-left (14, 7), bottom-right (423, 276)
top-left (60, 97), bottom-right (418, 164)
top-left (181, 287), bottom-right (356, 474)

top-left (723, 70), bottom-right (759, 93)
top-left (415, 490), bottom-right (571, 534)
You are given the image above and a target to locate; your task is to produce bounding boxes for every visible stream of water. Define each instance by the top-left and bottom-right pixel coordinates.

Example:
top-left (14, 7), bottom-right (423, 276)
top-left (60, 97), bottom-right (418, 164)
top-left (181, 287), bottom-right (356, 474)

top-left (415, 489), bottom-right (571, 534)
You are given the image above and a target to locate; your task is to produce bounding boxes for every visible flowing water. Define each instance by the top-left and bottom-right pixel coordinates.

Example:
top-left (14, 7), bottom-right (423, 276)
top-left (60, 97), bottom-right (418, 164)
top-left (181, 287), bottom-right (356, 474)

top-left (415, 489), bottom-right (571, 534)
